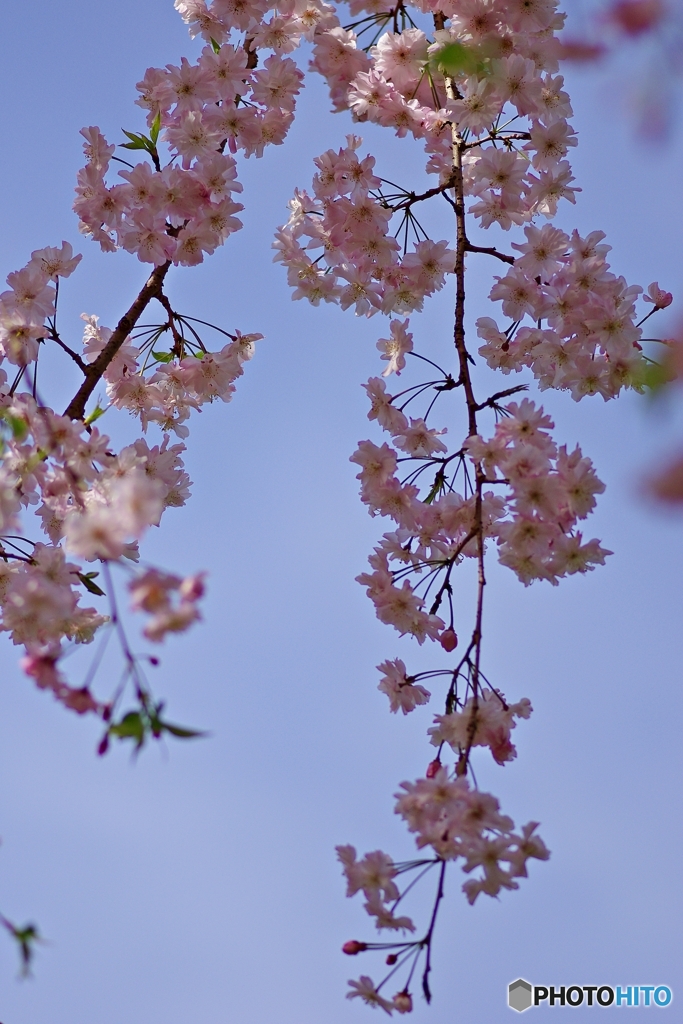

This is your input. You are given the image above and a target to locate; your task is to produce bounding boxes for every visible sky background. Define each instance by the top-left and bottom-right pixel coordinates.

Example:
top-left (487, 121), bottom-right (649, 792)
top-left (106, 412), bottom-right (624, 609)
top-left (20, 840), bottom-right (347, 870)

top-left (0, 3), bottom-right (681, 1022)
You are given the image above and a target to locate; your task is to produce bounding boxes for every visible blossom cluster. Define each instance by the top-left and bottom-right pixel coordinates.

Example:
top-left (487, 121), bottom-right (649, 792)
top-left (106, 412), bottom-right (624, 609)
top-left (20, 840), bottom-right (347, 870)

top-left (76, 0), bottom-right (325, 266)
top-left (0, 243), bottom-right (80, 367)
top-left (467, 398), bottom-right (610, 585)
top-left (0, 369), bottom-right (192, 700)
top-left (337, 846), bottom-right (416, 933)
top-left (129, 567), bottom-right (206, 642)
top-left (353, 383), bottom-right (608, 649)
top-left (338, 768), bottom-right (549, 1013)
top-left (81, 311), bottom-right (260, 438)
top-left (478, 225), bottom-right (648, 401)
top-left (269, 0), bottom-right (678, 1009)
top-left (0, 0), bottom-right (285, 745)
top-left (0, 229), bottom-right (266, 732)
top-left (428, 688), bottom-right (532, 766)
top-left (274, 138), bottom-right (455, 316)
top-left (395, 769), bottom-right (549, 901)
top-left (308, 1), bottom-right (578, 211)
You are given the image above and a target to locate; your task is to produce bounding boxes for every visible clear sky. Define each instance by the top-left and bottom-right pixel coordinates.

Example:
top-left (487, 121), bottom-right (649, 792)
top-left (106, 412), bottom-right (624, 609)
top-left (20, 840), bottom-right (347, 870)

top-left (0, 3), bottom-right (681, 1022)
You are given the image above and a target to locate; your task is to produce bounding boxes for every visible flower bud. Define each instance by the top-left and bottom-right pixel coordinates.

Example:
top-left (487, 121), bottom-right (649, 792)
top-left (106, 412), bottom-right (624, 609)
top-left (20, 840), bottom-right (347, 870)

top-left (426, 758), bottom-right (441, 778)
top-left (439, 628), bottom-right (458, 652)
top-left (393, 990), bottom-right (413, 1013)
top-left (342, 940), bottom-right (367, 955)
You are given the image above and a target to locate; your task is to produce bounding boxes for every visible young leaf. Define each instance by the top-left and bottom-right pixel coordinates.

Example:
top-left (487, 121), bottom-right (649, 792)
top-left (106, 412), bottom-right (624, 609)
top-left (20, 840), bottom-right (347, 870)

top-left (121, 130), bottom-right (149, 151)
top-left (77, 572), bottom-right (106, 597)
top-left (109, 712), bottom-right (146, 748)
top-left (84, 402), bottom-right (107, 426)
top-left (151, 350), bottom-right (173, 363)
top-left (160, 721), bottom-right (208, 740)
top-left (150, 111), bottom-right (162, 145)
top-left (433, 41), bottom-right (487, 77)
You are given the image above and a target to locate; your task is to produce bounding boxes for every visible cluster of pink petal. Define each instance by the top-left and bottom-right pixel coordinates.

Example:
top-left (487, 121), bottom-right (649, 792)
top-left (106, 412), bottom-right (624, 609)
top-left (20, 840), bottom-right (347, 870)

top-left (466, 399), bottom-right (611, 585)
top-left (81, 314), bottom-right (261, 437)
top-left (75, 0), bottom-right (317, 266)
top-left (347, 975), bottom-right (413, 1016)
top-left (75, 125), bottom-right (245, 265)
top-left (174, 0), bottom-right (337, 48)
top-left (129, 568), bottom-right (205, 641)
top-left (0, 242), bottom-right (80, 366)
top-left (0, 2), bottom-right (284, 724)
top-left (21, 646), bottom-right (104, 716)
top-left (477, 226), bottom-right (648, 400)
top-left (428, 689), bottom-right (532, 765)
top-left (307, 2), bottom-right (581, 220)
top-left (274, 138), bottom-right (455, 316)
top-left (337, 845), bottom-right (416, 933)
top-left (395, 767), bottom-right (549, 903)
top-left (351, 373), bottom-right (502, 640)
top-left (0, 340), bottom-right (202, 700)
top-left (1, 544), bottom-right (106, 650)
top-left (377, 657), bottom-right (430, 714)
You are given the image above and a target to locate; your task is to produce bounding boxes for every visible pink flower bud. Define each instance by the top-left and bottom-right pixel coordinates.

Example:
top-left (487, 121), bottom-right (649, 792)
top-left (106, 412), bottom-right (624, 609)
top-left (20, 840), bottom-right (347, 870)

top-left (179, 572), bottom-right (206, 602)
top-left (342, 940), bottom-right (367, 955)
top-left (393, 990), bottom-right (413, 1013)
top-left (426, 758), bottom-right (441, 778)
top-left (439, 628), bottom-right (458, 652)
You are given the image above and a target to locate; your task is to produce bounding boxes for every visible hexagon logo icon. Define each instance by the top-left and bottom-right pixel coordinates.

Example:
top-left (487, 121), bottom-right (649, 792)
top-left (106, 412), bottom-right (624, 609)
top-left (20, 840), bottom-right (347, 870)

top-left (508, 978), bottom-right (533, 1012)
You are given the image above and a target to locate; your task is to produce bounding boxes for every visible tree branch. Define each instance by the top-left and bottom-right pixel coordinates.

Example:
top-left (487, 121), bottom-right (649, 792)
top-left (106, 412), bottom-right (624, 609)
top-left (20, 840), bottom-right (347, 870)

top-left (63, 261), bottom-right (171, 421)
top-left (465, 241), bottom-right (515, 265)
top-left (48, 330), bottom-right (87, 373)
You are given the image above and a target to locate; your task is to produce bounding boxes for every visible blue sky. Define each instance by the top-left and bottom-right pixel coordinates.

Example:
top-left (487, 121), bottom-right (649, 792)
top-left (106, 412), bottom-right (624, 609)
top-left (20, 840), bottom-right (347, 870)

top-left (0, 3), bottom-right (681, 1022)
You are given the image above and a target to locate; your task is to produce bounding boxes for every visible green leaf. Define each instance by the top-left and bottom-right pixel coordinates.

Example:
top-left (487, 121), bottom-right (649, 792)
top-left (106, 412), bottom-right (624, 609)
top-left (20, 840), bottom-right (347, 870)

top-left (77, 572), bottom-right (105, 597)
top-left (160, 721), bottom-right (208, 739)
top-left (121, 130), bottom-right (149, 151)
top-left (2, 413), bottom-right (28, 441)
top-left (151, 350), bottom-right (173, 363)
top-left (636, 359), bottom-right (676, 394)
top-left (210, 37), bottom-right (221, 54)
top-left (150, 111), bottom-right (162, 145)
top-left (433, 41), bottom-right (487, 77)
top-left (84, 403), bottom-right (107, 425)
top-left (109, 711), bottom-right (146, 747)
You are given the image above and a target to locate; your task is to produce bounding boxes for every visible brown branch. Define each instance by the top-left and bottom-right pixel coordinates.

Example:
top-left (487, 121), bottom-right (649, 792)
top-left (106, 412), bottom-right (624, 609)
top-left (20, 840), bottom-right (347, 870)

top-left (392, 178), bottom-right (457, 211)
top-left (421, 859), bottom-right (447, 1004)
top-left (464, 131), bottom-right (531, 150)
top-left (244, 35), bottom-right (258, 71)
top-left (475, 384), bottom-right (528, 410)
top-left (435, 11), bottom-right (488, 782)
top-left (156, 291), bottom-right (185, 357)
top-left (465, 241), bottom-right (515, 265)
top-left (63, 261), bottom-right (171, 421)
top-left (48, 329), bottom-right (87, 372)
